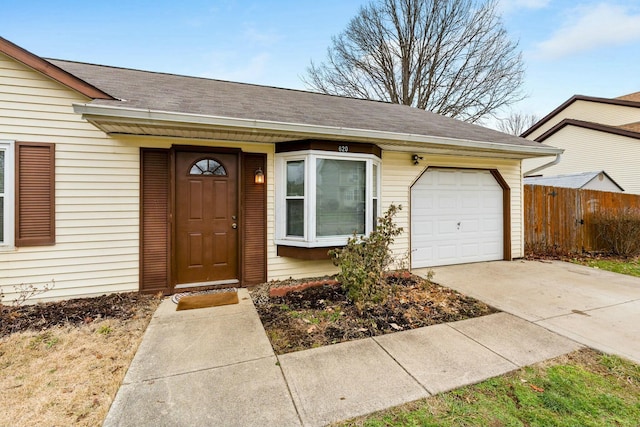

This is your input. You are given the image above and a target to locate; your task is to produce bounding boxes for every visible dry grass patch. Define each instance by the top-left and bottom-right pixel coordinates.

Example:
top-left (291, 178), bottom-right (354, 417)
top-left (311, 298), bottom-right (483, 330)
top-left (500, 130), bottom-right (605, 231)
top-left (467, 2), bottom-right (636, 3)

top-left (0, 295), bottom-right (160, 426)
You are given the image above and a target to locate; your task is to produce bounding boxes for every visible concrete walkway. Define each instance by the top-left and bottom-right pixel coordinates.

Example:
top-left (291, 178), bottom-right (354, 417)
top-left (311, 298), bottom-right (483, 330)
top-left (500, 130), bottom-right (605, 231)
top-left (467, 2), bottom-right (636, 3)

top-left (428, 260), bottom-right (640, 365)
top-left (103, 286), bottom-right (581, 427)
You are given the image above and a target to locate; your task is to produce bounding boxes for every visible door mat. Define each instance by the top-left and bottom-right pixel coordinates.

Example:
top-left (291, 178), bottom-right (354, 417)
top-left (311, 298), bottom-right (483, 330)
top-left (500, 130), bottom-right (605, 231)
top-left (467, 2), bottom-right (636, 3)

top-left (172, 288), bottom-right (239, 311)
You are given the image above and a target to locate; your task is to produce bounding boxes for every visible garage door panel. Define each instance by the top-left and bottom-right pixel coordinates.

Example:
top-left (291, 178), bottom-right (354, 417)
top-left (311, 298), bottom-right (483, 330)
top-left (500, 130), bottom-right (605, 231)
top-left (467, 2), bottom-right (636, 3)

top-left (461, 219), bottom-right (479, 232)
top-left (436, 170), bottom-right (458, 185)
top-left (481, 242), bottom-right (501, 253)
top-left (437, 244), bottom-right (457, 259)
top-left (461, 243), bottom-right (480, 257)
top-left (437, 219), bottom-right (459, 234)
top-left (412, 196), bottom-right (435, 209)
top-left (414, 247), bottom-right (434, 260)
top-left (461, 196), bottom-right (480, 209)
top-left (483, 195), bottom-right (502, 208)
top-left (460, 172), bottom-right (483, 186)
top-left (411, 168), bottom-right (503, 268)
top-left (482, 218), bottom-right (500, 232)
top-left (437, 194), bottom-right (457, 210)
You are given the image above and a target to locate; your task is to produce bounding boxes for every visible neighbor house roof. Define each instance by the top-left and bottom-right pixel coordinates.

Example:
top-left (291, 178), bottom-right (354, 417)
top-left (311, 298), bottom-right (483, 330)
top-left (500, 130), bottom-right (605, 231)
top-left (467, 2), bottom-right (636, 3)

top-left (524, 171), bottom-right (624, 191)
top-left (521, 94), bottom-right (640, 138)
top-left (617, 91), bottom-right (640, 102)
top-left (534, 119), bottom-right (640, 143)
top-left (0, 36), bottom-right (560, 157)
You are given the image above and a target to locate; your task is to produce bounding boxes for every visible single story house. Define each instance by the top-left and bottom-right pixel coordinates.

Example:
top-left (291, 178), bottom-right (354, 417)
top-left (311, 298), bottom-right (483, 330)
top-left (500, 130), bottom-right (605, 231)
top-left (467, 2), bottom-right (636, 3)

top-left (524, 171), bottom-right (624, 192)
top-left (522, 93), bottom-right (640, 194)
top-left (0, 37), bottom-right (561, 302)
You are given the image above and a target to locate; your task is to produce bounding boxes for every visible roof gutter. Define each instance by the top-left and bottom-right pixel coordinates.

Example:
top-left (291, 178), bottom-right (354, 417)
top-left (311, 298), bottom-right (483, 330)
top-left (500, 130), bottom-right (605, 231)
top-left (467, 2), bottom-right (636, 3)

top-left (73, 103), bottom-right (563, 157)
top-left (523, 153), bottom-right (562, 177)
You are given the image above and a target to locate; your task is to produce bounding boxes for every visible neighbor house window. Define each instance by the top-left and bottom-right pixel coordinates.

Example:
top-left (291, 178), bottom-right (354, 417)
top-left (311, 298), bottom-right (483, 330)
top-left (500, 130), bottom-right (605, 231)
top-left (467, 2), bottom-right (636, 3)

top-left (276, 150), bottom-right (381, 247)
top-left (0, 141), bottom-right (15, 248)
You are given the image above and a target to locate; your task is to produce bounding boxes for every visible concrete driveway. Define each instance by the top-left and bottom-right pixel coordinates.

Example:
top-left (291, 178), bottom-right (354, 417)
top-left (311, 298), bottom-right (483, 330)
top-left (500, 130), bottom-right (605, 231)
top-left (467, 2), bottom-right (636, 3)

top-left (422, 260), bottom-right (640, 364)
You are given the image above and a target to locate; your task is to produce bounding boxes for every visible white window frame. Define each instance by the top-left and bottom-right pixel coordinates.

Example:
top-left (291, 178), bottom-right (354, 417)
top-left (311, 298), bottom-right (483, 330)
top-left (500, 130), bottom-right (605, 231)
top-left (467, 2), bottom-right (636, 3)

top-left (0, 140), bottom-right (15, 249)
top-left (275, 150), bottom-right (381, 247)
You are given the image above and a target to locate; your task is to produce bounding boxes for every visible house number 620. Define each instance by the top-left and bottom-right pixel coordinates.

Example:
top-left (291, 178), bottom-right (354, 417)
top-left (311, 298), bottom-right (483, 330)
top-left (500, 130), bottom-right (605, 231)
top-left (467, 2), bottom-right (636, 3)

top-left (338, 145), bottom-right (349, 152)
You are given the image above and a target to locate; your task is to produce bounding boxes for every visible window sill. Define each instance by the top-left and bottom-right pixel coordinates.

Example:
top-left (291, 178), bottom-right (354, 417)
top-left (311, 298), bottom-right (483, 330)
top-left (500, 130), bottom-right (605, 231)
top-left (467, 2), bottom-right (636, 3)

top-left (277, 245), bottom-right (344, 260)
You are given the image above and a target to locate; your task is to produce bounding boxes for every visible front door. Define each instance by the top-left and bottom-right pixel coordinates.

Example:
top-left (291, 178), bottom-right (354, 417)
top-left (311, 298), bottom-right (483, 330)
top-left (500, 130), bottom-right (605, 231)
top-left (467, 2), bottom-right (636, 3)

top-left (175, 151), bottom-right (239, 286)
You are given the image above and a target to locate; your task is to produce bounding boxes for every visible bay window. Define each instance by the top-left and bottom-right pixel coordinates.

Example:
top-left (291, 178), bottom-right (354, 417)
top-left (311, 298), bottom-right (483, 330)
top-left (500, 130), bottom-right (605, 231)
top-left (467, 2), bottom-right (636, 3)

top-left (276, 150), bottom-right (381, 247)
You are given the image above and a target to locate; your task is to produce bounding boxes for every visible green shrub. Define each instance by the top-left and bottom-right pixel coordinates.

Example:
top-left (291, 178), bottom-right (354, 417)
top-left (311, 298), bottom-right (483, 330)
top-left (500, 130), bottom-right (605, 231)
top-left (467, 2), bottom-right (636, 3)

top-left (329, 204), bottom-right (403, 312)
top-left (592, 208), bottom-right (640, 257)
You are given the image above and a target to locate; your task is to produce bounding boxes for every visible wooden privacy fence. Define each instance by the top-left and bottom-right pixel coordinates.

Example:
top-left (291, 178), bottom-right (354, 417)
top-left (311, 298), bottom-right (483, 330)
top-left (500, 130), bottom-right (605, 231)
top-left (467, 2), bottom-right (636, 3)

top-left (524, 185), bottom-right (640, 253)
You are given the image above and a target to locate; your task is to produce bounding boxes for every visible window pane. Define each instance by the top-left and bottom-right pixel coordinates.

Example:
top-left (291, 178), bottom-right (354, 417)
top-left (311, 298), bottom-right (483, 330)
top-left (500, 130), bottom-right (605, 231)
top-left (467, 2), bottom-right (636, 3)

top-left (0, 151), bottom-right (4, 193)
top-left (372, 198), bottom-right (378, 230)
top-left (286, 199), bottom-right (304, 236)
top-left (286, 161), bottom-right (304, 196)
top-left (316, 159), bottom-right (365, 236)
top-left (190, 158), bottom-right (226, 175)
top-left (372, 163), bottom-right (378, 197)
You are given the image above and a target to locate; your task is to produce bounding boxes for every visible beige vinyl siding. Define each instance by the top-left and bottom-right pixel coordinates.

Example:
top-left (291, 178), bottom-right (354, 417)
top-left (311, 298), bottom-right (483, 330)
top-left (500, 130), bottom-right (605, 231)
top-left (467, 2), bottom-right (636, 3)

top-left (267, 151), bottom-right (524, 280)
top-left (381, 152), bottom-right (523, 262)
top-left (0, 53), bottom-right (142, 302)
top-left (527, 100), bottom-right (640, 140)
top-left (524, 126), bottom-right (640, 194)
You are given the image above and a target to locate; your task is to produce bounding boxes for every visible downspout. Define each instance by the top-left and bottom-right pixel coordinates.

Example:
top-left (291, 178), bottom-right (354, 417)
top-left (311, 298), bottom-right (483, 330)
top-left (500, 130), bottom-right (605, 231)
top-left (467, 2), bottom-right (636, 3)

top-left (523, 153), bottom-right (562, 177)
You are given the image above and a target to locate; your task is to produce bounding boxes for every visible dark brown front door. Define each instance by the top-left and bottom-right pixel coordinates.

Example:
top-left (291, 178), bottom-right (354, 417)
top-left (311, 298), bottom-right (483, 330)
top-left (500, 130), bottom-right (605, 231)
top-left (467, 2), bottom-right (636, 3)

top-left (175, 151), bottom-right (238, 286)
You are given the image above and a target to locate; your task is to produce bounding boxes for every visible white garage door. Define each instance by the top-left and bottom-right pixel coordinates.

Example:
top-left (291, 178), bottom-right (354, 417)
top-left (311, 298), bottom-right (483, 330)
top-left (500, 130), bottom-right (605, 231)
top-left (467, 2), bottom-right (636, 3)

top-left (411, 168), bottom-right (503, 268)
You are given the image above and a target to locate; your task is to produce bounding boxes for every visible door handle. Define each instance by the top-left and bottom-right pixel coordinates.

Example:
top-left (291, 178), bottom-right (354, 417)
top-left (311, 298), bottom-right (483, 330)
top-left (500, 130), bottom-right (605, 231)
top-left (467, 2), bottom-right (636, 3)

top-left (232, 223), bottom-right (238, 229)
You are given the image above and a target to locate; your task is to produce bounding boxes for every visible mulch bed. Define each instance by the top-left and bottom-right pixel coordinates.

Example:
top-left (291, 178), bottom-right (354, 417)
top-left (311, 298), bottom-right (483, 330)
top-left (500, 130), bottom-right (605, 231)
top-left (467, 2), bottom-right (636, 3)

top-left (252, 274), bottom-right (498, 354)
top-left (0, 292), bottom-right (160, 338)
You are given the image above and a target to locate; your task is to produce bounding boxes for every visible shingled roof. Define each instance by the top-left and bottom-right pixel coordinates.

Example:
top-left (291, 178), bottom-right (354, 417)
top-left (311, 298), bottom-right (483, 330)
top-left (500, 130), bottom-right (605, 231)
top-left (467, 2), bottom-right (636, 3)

top-left (48, 58), bottom-right (544, 149)
top-left (524, 171), bottom-right (623, 191)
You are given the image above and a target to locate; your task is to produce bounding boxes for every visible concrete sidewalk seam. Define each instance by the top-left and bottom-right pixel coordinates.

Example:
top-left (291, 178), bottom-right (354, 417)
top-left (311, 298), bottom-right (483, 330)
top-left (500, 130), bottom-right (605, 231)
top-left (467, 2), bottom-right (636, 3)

top-left (370, 336), bottom-right (433, 395)
top-left (443, 322), bottom-right (520, 367)
top-left (275, 355), bottom-right (305, 427)
top-left (479, 312), bottom-right (586, 352)
top-left (125, 354), bottom-right (278, 384)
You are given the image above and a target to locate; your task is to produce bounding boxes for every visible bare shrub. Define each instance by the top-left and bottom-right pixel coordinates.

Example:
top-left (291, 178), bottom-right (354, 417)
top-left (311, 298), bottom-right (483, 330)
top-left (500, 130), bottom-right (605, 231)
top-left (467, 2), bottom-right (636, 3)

top-left (329, 204), bottom-right (404, 312)
top-left (592, 208), bottom-right (640, 257)
top-left (525, 241), bottom-right (566, 257)
top-left (0, 281), bottom-right (55, 307)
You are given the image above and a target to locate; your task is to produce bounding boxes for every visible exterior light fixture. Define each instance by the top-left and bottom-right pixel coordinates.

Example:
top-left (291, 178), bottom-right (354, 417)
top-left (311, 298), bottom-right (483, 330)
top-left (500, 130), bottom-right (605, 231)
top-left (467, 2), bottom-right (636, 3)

top-left (412, 154), bottom-right (423, 165)
top-left (254, 167), bottom-right (265, 184)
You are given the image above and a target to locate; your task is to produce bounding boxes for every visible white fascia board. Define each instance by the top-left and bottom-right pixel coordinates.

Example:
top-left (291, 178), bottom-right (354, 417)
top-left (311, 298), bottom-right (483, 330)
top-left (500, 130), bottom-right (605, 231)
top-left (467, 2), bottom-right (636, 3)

top-left (73, 103), bottom-right (563, 157)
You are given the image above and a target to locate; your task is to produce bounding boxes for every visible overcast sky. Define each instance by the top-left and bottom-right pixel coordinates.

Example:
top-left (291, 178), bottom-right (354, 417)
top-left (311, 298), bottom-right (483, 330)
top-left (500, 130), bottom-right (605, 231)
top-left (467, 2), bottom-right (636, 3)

top-left (3, 0), bottom-right (640, 127)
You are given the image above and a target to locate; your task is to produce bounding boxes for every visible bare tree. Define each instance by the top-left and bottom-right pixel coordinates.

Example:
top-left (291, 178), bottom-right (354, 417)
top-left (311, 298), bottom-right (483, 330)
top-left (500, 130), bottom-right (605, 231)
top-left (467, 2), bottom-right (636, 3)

top-left (304, 0), bottom-right (525, 123)
top-left (497, 111), bottom-right (539, 136)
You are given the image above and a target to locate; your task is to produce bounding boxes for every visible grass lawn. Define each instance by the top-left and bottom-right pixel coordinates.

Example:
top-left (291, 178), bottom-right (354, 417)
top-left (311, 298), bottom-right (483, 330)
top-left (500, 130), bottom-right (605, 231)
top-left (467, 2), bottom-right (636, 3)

top-left (338, 349), bottom-right (640, 427)
top-left (578, 258), bottom-right (640, 278)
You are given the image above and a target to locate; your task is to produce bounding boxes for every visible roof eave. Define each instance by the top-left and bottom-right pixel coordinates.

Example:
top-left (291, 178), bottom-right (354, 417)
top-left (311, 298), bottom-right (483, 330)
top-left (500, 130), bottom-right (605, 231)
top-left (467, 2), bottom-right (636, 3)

top-left (73, 103), bottom-right (562, 158)
top-left (535, 119), bottom-right (640, 142)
